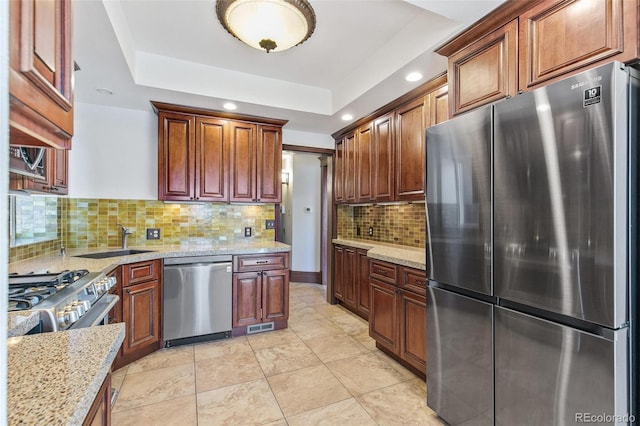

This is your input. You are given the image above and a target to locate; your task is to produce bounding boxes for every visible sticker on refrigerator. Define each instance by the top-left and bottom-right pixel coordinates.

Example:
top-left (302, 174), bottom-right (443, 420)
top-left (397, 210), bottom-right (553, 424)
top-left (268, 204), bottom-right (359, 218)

top-left (583, 85), bottom-right (601, 107)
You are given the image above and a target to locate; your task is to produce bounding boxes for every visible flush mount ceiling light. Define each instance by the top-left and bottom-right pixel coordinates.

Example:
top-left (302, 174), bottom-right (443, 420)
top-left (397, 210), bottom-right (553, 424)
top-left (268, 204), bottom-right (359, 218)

top-left (341, 114), bottom-right (353, 121)
top-left (216, 0), bottom-right (316, 53)
top-left (405, 72), bottom-right (423, 82)
top-left (223, 102), bottom-right (237, 110)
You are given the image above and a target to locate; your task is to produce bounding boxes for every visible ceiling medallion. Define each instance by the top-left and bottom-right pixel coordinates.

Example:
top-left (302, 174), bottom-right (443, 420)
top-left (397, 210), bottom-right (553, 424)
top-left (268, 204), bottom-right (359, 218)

top-left (216, 0), bottom-right (316, 53)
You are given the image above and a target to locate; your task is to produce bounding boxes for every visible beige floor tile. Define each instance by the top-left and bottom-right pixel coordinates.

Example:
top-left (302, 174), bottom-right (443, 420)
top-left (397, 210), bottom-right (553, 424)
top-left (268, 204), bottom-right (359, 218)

top-left (262, 420), bottom-right (289, 426)
top-left (329, 313), bottom-right (370, 336)
top-left (303, 333), bottom-right (370, 363)
top-left (326, 352), bottom-right (412, 396)
top-left (288, 306), bottom-right (326, 322)
top-left (111, 394), bottom-right (197, 426)
top-left (195, 349), bottom-right (264, 392)
top-left (289, 285), bottom-right (326, 299)
top-left (312, 303), bottom-right (352, 318)
top-left (254, 340), bottom-right (322, 376)
top-left (113, 363), bottom-right (195, 412)
top-left (352, 330), bottom-right (378, 351)
top-left (267, 364), bottom-right (352, 417)
top-left (197, 379), bottom-right (284, 425)
top-left (193, 336), bottom-right (251, 361)
top-left (289, 317), bottom-right (344, 340)
top-left (356, 379), bottom-right (445, 425)
top-left (111, 368), bottom-right (128, 395)
top-left (374, 350), bottom-right (421, 377)
top-left (246, 328), bottom-right (302, 350)
top-left (289, 297), bottom-right (314, 311)
top-left (287, 398), bottom-right (377, 426)
top-left (126, 345), bottom-right (194, 374)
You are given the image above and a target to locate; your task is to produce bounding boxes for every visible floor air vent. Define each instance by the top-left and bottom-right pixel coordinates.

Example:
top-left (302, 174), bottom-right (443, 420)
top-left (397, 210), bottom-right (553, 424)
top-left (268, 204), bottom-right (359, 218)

top-left (247, 322), bottom-right (275, 334)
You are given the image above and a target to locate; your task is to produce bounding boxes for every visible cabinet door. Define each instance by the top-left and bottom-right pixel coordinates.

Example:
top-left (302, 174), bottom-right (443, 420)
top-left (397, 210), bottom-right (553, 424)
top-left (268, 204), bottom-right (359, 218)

top-left (356, 123), bottom-right (373, 202)
top-left (195, 117), bottom-right (228, 201)
top-left (399, 290), bottom-right (427, 373)
top-left (158, 112), bottom-right (195, 201)
top-left (52, 149), bottom-right (68, 193)
top-left (229, 122), bottom-right (257, 202)
top-left (519, 0), bottom-right (637, 90)
top-left (343, 247), bottom-right (357, 309)
top-left (333, 245), bottom-right (345, 301)
top-left (372, 113), bottom-right (395, 202)
top-left (82, 374), bottom-right (111, 426)
top-left (123, 279), bottom-right (161, 354)
top-left (334, 139), bottom-right (344, 203)
top-left (369, 278), bottom-right (399, 353)
top-left (448, 19), bottom-right (518, 115)
top-left (356, 249), bottom-right (370, 319)
top-left (107, 267), bottom-right (122, 325)
top-left (262, 269), bottom-right (289, 321)
top-left (9, 0), bottom-right (74, 149)
top-left (429, 84), bottom-right (449, 126)
top-left (395, 98), bottom-right (427, 202)
top-left (257, 125), bottom-right (282, 203)
top-left (233, 272), bottom-right (262, 327)
top-left (344, 132), bottom-right (357, 203)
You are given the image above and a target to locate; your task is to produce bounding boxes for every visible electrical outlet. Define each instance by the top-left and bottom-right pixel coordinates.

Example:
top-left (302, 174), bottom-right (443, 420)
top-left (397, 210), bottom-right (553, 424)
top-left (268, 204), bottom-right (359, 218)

top-left (265, 219), bottom-right (276, 230)
top-left (146, 228), bottom-right (160, 240)
top-left (368, 227), bottom-right (374, 236)
top-left (244, 227), bottom-right (252, 237)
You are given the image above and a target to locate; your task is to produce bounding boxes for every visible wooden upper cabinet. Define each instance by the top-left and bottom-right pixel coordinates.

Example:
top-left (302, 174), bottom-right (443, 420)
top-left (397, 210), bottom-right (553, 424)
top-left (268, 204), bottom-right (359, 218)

top-left (372, 113), bottom-right (395, 202)
top-left (395, 97), bottom-right (427, 201)
top-left (519, 0), bottom-right (638, 90)
top-left (9, 0), bottom-right (74, 149)
top-left (334, 140), bottom-right (345, 204)
top-left (428, 84), bottom-right (449, 126)
top-left (256, 125), bottom-right (282, 203)
top-left (196, 118), bottom-right (228, 202)
top-left (356, 123), bottom-right (373, 203)
top-left (344, 132), bottom-right (357, 203)
top-left (448, 19), bottom-right (518, 115)
top-left (158, 112), bottom-right (195, 201)
top-left (153, 102), bottom-right (286, 203)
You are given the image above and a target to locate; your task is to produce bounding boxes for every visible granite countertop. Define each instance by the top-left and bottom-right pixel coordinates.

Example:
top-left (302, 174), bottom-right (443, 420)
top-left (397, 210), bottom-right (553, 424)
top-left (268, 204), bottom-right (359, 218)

top-left (332, 238), bottom-right (426, 270)
top-left (8, 311), bottom-right (40, 337)
top-left (9, 241), bottom-right (291, 275)
top-left (7, 323), bottom-right (125, 425)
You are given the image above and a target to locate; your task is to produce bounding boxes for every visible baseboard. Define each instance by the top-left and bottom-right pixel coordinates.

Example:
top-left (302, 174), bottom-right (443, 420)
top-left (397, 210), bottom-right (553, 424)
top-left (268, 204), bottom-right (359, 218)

top-left (289, 270), bottom-right (322, 284)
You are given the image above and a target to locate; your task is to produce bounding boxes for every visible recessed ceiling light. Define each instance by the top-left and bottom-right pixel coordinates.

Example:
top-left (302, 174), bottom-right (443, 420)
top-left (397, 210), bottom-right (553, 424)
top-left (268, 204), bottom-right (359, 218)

top-left (405, 72), bottom-right (423, 82)
top-left (341, 114), bottom-right (353, 121)
top-left (96, 87), bottom-right (114, 95)
top-left (223, 102), bottom-right (237, 110)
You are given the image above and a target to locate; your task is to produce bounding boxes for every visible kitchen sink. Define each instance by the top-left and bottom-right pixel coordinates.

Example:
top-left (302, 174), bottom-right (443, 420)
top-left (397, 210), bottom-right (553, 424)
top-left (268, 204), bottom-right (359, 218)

top-left (74, 249), bottom-right (154, 259)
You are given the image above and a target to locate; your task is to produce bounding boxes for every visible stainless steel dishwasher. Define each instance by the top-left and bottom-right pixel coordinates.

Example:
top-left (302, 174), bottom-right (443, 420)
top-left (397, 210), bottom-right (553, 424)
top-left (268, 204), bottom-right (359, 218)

top-left (163, 255), bottom-right (232, 347)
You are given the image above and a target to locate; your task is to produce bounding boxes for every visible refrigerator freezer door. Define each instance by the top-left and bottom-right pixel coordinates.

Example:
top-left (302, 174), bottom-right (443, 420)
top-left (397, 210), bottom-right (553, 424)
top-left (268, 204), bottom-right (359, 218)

top-left (494, 62), bottom-right (629, 328)
top-left (495, 307), bottom-right (629, 425)
top-left (426, 106), bottom-right (492, 295)
top-left (427, 286), bottom-right (493, 426)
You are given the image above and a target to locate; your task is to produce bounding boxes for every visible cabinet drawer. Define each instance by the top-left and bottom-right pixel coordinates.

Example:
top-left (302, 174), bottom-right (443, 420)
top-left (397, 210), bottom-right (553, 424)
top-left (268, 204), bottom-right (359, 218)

top-left (400, 267), bottom-right (427, 296)
top-left (234, 253), bottom-right (289, 272)
top-left (369, 260), bottom-right (397, 284)
top-left (123, 260), bottom-right (160, 286)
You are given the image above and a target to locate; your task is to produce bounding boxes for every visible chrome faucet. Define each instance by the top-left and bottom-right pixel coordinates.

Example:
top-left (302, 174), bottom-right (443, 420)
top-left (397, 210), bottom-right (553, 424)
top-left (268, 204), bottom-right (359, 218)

top-left (118, 223), bottom-right (133, 249)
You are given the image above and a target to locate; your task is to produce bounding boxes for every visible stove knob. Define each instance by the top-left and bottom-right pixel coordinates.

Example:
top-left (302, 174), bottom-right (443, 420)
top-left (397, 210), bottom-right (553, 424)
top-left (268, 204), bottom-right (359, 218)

top-left (57, 311), bottom-right (69, 328)
top-left (66, 309), bottom-right (80, 324)
top-left (71, 301), bottom-right (86, 316)
top-left (77, 300), bottom-right (91, 312)
top-left (106, 276), bottom-right (117, 290)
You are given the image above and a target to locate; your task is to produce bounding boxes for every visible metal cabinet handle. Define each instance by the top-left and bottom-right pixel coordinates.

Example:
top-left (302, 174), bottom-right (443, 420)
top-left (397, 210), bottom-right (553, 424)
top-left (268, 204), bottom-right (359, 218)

top-left (256, 260), bottom-right (269, 264)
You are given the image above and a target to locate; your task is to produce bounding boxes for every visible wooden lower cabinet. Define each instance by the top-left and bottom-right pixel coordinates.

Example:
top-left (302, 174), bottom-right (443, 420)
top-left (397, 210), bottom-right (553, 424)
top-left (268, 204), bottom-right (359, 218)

top-left (368, 260), bottom-right (427, 378)
top-left (83, 374), bottom-right (111, 426)
top-left (232, 253), bottom-right (290, 336)
top-left (113, 260), bottom-right (162, 370)
top-left (122, 279), bottom-right (161, 354)
top-left (333, 245), bottom-right (369, 320)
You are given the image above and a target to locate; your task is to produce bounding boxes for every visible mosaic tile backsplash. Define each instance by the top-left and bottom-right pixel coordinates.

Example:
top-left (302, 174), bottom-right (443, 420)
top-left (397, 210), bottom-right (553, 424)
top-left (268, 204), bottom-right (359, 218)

top-left (337, 203), bottom-right (426, 248)
top-left (9, 198), bottom-right (276, 263)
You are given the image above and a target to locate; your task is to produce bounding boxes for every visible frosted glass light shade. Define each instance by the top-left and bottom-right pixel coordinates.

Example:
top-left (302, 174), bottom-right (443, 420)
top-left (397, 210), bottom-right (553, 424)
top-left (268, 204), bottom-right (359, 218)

top-left (217, 0), bottom-right (316, 53)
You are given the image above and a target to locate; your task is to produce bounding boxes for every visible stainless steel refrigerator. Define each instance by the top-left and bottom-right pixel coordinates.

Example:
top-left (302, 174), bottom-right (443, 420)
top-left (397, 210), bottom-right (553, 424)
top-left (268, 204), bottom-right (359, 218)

top-left (425, 61), bottom-right (638, 426)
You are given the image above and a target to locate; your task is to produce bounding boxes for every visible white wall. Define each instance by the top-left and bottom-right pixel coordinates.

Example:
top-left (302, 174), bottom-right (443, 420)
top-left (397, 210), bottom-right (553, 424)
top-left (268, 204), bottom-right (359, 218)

top-left (291, 153), bottom-right (322, 272)
top-left (283, 129), bottom-right (334, 150)
top-left (70, 103), bottom-right (157, 199)
top-left (70, 103), bottom-right (334, 200)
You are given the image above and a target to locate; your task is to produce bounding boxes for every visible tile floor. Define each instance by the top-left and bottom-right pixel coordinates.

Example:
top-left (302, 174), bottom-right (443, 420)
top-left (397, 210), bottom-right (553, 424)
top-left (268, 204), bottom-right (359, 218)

top-left (111, 282), bottom-right (445, 425)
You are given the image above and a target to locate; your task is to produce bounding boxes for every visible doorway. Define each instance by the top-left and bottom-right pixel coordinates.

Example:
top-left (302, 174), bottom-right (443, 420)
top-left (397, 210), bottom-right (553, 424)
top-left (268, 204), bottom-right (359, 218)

top-left (278, 145), bottom-right (333, 292)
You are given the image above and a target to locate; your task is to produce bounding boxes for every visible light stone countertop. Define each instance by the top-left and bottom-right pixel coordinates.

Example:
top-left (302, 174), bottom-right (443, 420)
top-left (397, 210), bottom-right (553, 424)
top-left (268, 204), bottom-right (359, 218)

top-left (9, 241), bottom-right (291, 275)
top-left (332, 238), bottom-right (426, 270)
top-left (7, 323), bottom-right (125, 425)
top-left (7, 311), bottom-right (40, 337)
